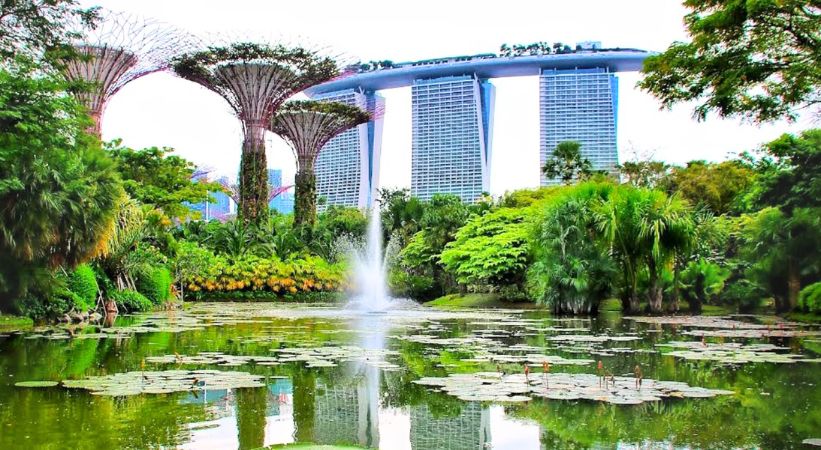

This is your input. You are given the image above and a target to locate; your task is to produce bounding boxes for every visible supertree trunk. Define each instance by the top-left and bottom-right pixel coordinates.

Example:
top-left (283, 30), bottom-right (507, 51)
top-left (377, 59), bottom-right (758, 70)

top-left (293, 161), bottom-right (317, 229)
top-left (239, 122), bottom-right (269, 224)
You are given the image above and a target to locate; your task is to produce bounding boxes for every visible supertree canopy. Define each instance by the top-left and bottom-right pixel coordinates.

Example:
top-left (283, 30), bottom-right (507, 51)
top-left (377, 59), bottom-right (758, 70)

top-left (172, 42), bottom-right (341, 224)
top-left (62, 12), bottom-right (190, 137)
top-left (269, 100), bottom-right (372, 228)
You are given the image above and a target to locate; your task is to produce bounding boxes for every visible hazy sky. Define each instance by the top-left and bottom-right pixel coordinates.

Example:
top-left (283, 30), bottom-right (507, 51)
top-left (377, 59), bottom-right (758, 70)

top-left (89, 0), bottom-right (812, 195)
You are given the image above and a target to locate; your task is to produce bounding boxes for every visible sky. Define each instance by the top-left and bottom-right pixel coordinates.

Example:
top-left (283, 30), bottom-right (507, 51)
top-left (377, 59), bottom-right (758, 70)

top-left (88, 0), bottom-right (813, 195)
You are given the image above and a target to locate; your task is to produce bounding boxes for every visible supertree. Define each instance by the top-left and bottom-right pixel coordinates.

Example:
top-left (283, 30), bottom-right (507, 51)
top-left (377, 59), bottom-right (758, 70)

top-left (269, 100), bottom-right (372, 229)
top-left (172, 42), bottom-right (341, 225)
top-left (61, 11), bottom-right (190, 137)
top-left (218, 179), bottom-right (293, 204)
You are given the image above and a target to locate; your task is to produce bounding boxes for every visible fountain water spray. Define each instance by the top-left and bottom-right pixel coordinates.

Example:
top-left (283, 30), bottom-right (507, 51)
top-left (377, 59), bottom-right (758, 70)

top-left (350, 207), bottom-right (390, 312)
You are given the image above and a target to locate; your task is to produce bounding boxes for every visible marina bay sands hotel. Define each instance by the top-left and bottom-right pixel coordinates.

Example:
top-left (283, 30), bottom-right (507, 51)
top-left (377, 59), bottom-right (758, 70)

top-left (304, 44), bottom-right (649, 208)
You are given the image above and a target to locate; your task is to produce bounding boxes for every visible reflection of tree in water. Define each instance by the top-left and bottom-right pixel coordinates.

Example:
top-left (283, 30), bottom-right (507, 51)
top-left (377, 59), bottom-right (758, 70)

top-left (236, 387), bottom-right (267, 450)
top-left (516, 359), bottom-right (821, 449)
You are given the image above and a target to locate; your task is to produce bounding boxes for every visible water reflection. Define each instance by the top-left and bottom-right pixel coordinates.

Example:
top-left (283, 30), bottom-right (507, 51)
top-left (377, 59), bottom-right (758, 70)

top-left (1, 305), bottom-right (818, 449)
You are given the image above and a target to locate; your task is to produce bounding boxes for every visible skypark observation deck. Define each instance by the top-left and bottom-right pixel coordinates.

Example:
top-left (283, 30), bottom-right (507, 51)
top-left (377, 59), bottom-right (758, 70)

top-left (305, 50), bottom-right (650, 206)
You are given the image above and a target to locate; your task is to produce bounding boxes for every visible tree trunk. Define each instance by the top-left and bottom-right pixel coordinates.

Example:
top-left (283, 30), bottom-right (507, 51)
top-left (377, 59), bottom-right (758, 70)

top-left (239, 123), bottom-right (269, 226)
top-left (293, 167), bottom-right (317, 229)
top-left (785, 257), bottom-right (801, 312)
top-left (647, 260), bottom-right (664, 314)
top-left (688, 273), bottom-right (704, 314)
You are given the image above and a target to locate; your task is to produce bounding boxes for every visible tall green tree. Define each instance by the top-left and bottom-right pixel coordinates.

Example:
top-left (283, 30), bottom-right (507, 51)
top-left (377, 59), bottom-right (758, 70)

top-left (105, 141), bottom-right (224, 223)
top-left (596, 187), bottom-right (694, 313)
top-left (756, 129), bottom-right (821, 214)
top-left (0, 0), bottom-right (99, 64)
top-left (0, 63), bottom-right (122, 311)
top-left (640, 0), bottom-right (820, 122)
top-left (542, 141), bottom-right (593, 184)
top-left (660, 160), bottom-right (756, 215)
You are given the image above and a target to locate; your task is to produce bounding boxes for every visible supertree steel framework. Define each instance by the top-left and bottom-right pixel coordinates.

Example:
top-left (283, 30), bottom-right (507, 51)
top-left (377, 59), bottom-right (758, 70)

top-left (218, 179), bottom-right (293, 205)
top-left (269, 100), bottom-right (372, 228)
top-left (172, 42), bottom-right (342, 225)
top-left (61, 11), bottom-right (191, 137)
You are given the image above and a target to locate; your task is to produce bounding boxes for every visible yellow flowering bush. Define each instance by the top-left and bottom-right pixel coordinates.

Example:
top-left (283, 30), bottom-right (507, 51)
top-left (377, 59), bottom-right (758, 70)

top-left (184, 254), bottom-right (346, 300)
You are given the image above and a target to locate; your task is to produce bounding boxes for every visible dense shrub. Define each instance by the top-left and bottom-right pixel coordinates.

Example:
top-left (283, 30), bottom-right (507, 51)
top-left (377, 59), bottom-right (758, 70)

top-left (110, 289), bottom-right (153, 312)
top-left (67, 264), bottom-right (99, 310)
top-left (799, 282), bottom-right (821, 313)
top-left (183, 254), bottom-right (344, 299)
top-left (17, 283), bottom-right (84, 320)
top-left (138, 267), bottom-right (172, 304)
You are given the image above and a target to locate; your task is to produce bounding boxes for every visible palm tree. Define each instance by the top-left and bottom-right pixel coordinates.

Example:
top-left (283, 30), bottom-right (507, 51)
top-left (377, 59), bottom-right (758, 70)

top-left (542, 141), bottom-right (594, 185)
top-left (595, 187), bottom-right (693, 313)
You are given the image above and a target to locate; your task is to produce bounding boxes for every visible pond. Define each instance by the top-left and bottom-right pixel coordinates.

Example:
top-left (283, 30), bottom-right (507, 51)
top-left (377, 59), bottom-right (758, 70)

top-left (0, 302), bottom-right (819, 449)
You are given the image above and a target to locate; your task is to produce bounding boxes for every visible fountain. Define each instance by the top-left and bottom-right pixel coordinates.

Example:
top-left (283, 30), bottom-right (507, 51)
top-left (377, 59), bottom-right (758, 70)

top-left (350, 207), bottom-right (390, 312)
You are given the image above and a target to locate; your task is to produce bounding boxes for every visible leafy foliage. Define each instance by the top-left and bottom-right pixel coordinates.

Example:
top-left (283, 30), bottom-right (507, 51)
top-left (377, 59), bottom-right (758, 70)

top-left (137, 267), bottom-right (172, 305)
top-left (639, 0), bottom-right (820, 122)
top-left (528, 183), bottom-right (616, 313)
top-left (0, 0), bottom-right (99, 64)
top-left (110, 289), bottom-right (153, 312)
top-left (756, 129), bottom-right (821, 214)
top-left (798, 282), bottom-right (821, 313)
top-left (183, 254), bottom-right (344, 298)
top-left (67, 264), bottom-right (99, 310)
top-left (105, 141), bottom-right (223, 221)
top-left (440, 208), bottom-right (532, 292)
top-left (542, 141), bottom-right (594, 184)
top-left (0, 63), bottom-right (122, 312)
top-left (660, 160), bottom-right (756, 215)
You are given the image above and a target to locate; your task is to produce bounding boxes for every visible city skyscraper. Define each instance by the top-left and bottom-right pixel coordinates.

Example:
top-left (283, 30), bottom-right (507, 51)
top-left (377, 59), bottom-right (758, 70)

top-left (311, 88), bottom-right (384, 211)
top-left (189, 174), bottom-right (233, 220)
top-left (539, 67), bottom-right (619, 184)
top-left (411, 75), bottom-right (494, 203)
top-left (268, 168), bottom-right (294, 215)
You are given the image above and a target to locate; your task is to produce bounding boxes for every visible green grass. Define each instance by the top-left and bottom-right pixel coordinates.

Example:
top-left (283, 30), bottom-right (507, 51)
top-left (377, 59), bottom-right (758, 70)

top-left (426, 293), bottom-right (543, 310)
top-left (0, 314), bottom-right (33, 331)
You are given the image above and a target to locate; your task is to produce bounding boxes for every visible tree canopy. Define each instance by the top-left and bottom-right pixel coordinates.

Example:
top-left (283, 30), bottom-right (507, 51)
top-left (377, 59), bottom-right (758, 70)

top-left (640, 0), bottom-right (820, 122)
top-left (542, 141), bottom-right (593, 184)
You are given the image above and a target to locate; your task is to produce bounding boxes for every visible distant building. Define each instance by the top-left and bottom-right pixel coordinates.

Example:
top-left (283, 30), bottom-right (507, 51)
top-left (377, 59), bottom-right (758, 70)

top-left (268, 168), bottom-right (294, 214)
top-left (311, 88), bottom-right (385, 212)
top-left (539, 67), bottom-right (619, 185)
top-left (189, 174), bottom-right (233, 220)
top-left (411, 75), bottom-right (494, 202)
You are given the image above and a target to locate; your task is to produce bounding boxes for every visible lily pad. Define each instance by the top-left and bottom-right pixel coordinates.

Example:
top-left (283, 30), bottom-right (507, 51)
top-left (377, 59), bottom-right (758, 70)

top-left (61, 369), bottom-right (264, 396)
top-left (15, 381), bottom-right (59, 388)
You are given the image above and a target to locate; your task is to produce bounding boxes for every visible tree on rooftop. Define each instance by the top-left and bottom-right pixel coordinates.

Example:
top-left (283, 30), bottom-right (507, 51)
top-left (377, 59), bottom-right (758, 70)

top-left (172, 42), bottom-right (341, 225)
top-left (268, 100), bottom-right (372, 229)
top-left (60, 11), bottom-right (190, 137)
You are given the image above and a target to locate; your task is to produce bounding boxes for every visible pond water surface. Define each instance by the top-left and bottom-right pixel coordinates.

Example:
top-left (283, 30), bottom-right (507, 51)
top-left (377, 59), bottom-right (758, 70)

top-left (0, 302), bottom-right (819, 449)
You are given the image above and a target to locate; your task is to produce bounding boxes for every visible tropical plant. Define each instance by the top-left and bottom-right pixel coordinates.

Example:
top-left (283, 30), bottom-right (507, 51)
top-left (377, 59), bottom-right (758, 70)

top-left (595, 186), bottom-right (694, 313)
top-left (639, 0), bottom-right (820, 122)
top-left (441, 208), bottom-right (532, 293)
top-left (660, 160), bottom-right (756, 216)
top-left (798, 282), bottom-right (821, 314)
top-left (105, 141), bottom-right (224, 221)
top-left (109, 289), bottom-right (153, 312)
top-left (0, 0), bottom-right (99, 63)
top-left (542, 141), bottom-right (594, 184)
top-left (680, 259), bottom-right (730, 313)
top-left (67, 264), bottom-right (99, 310)
top-left (528, 183), bottom-right (615, 314)
top-left (739, 207), bottom-right (820, 312)
top-left (0, 63), bottom-right (122, 312)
